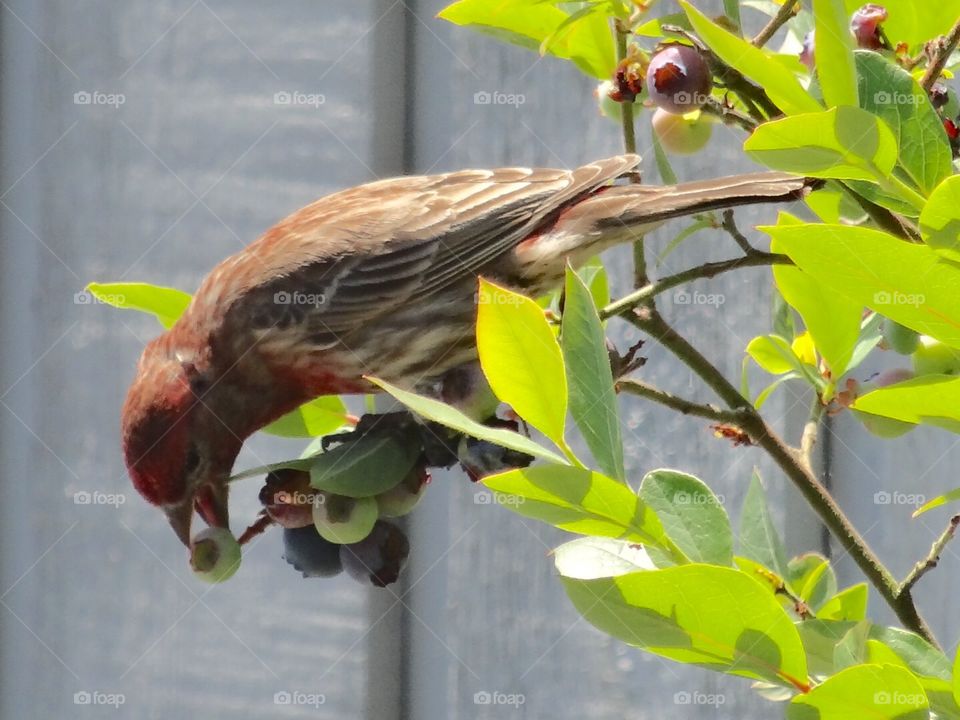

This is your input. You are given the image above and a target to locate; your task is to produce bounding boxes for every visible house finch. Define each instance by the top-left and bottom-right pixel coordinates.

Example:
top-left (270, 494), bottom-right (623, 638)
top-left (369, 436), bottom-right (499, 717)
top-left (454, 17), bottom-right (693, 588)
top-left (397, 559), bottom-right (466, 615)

top-left (121, 154), bottom-right (809, 546)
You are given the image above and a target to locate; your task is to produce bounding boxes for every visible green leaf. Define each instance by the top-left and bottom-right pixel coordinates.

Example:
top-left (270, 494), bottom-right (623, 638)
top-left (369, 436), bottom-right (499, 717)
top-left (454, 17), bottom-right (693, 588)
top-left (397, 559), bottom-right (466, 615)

top-left (818, 584), bottom-right (869, 621)
top-left (261, 396), bottom-right (350, 438)
top-left (579, 256), bottom-right (610, 310)
top-left (763, 222), bottom-right (960, 348)
top-left (853, 375), bottom-right (960, 433)
top-left (483, 465), bottom-right (677, 553)
top-left (740, 471), bottom-right (790, 578)
top-left (856, 51), bottom-right (952, 196)
top-left (787, 663), bottom-right (928, 719)
top-left (953, 642), bottom-right (960, 707)
top-left (369, 376), bottom-right (568, 465)
top-left (437, 0), bottom-right (616, 78)
top-left (920, 176), bottom-right (960, 262)
top-left (561, 564), bottom-right (810, 688)
top-left (771, 232), bottom-right (862, 376)
top-left (747, 334), bottom-right (801, 375)
top-left (308, 433), bottom-right (420, 497)
top-left (637, 469), bottom-right (733, 566)
top-left (744, 106), bottom-right (897, 181)
top-left (561, 267), bottom-right (624, 481)
top-left (553, 536), bottom-right (657, 579)
top-left (477, 278), bottom-right (568, 446)
top-left (847, 312), bottom-right (885, 374)
top-left (833, 621), bottom-right (871, 670)
top-left (812, 0), bottom-right (858, 107)
top-left (755, 373), bottom-right (800, 409)
top-left (85, 282), bottom-right (191, 329)
top-left (680, 1), bottom-right (821, 116)
top-left (913, 486), bottom-right (960, 517)
top-left (722, 0), bottom-right (741, 32)
top-left (788, 553), bottom-right (837, 610)
top-left (651, 127), bottom-right (678, 185)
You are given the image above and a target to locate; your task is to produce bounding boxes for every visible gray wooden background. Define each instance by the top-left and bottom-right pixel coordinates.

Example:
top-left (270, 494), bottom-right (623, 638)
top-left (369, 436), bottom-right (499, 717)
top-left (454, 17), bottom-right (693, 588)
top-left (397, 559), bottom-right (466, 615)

top-left (1, 1), bottom-right (958, 718)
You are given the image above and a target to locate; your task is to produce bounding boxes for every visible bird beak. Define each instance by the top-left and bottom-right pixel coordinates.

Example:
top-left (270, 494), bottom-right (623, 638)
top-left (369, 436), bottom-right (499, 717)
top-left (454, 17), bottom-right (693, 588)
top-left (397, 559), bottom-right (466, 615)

top-left (164, 483), bottom-right (231, 548)
top-left (165, 498), bottom-right (194, 547)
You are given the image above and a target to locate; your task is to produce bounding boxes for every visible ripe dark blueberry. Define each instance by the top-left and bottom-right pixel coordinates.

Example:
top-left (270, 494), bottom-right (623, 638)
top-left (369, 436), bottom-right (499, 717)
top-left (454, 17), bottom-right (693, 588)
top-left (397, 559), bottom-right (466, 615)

top-left (282, 526), bottom-right (343, 578)
top-left (929, 83), bottom-right (949, 110)
top-left (340, 521), bottom-right (410, 587)
top-left (259, 468), bottom-right (317, 528)
top-left (850, 4), bottom-right (888, 50)
top-left (799, 31), bottom-right (815, 70)
top-left (645, 45), bottom-right (712, 114)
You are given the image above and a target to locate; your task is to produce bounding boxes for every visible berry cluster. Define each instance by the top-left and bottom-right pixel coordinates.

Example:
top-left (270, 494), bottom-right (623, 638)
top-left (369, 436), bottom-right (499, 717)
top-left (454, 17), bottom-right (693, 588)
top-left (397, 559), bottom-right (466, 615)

top-left (185, 416), bottom-right (535, 586)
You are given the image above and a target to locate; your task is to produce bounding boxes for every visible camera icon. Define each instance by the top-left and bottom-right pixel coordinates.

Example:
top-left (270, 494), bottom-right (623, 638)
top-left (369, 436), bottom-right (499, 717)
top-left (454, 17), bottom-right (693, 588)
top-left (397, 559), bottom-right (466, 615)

top-left (74, 91), bottom-right (92, 105)
top-left (473, 91), bottom-right (491, 105)
top-left (73, 290), bottom-right (93, 305)
top-left (274, 291), bottom-right (291, 304)
top-left (473, 492), bottom-right (492, 505)
top-left (74, 491), bottom-right (92, 505)
top-left (74, 691), bottom-right (92, 705)
top-left (274, 91), bottom-right (292, 105)
top-left (873, 290), bottom-right (891, 304)
top-left (874, 491), bottom-right (891, 505)
top-left (674, 290), bottom-right (691, 305)
top-left (474, 691), bottom-right (492, 705)
top-left (873, 91), bottom-right (891, 104)
top-left (674, 691), bottom-right (692, 705)
top-left (274, 691), bottom-right (292, 705)
top-left (874, 691), bottom-right (891, 704)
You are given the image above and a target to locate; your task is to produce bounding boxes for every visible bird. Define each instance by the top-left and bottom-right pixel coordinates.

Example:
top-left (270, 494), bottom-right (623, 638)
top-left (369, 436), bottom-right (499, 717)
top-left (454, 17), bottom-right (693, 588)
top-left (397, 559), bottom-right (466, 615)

top-left (121, 154), bottom-right (810, 547)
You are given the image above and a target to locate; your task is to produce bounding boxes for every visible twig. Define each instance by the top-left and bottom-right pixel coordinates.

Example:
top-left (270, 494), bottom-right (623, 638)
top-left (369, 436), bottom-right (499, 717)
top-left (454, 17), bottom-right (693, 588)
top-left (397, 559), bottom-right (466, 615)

top-left (799, 395), bottom-right (825, 474)
top-left (920, 15), bottom-right (960, 91)
top-left (701, 97), bottom-right (757, 132)
top-left (720, 209), bottom-right (760, 255)
top-left (614, 21), bottom-right (637, 158)
top-left (599, 252), bottom-right (791, 320)
top-left (616, 379), bottom-right (739, 423)
top-left (897, 514), bottom-right (960, 597)
top-left (624, 308), bottom-right (941, 648)
top-left (751, 0), bottom-right (800, 47)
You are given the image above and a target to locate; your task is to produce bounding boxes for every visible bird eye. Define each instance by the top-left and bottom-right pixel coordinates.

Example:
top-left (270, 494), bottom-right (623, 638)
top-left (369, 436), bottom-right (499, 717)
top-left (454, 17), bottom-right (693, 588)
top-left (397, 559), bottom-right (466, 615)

top-left (184, 446), bottom-right (200, 476)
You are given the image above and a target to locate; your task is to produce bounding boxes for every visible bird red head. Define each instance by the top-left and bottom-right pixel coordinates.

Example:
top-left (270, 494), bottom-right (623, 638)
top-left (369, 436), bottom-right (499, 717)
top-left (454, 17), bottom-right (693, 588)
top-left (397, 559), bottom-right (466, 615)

top-left (122, 334), bottom-right (236, 546)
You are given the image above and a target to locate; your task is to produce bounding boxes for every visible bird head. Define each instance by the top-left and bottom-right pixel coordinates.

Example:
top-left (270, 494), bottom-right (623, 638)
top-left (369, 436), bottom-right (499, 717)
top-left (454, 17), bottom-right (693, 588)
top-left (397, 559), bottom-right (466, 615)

top-left (121, 335), bottom-right (240, 547)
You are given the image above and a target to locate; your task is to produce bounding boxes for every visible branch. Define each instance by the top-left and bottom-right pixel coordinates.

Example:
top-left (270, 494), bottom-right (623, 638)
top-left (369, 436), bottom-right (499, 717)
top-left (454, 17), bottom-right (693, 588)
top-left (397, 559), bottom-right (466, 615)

top-left (751, 0), bottom-right (800, 48)
top-left (600, 252), bottom-right (791, 320)
top-left (721, 209), bottom-right (761, 255)
top-left (897, 514), bottom-right (960, 597)
top-left (920, 15), bottom-right (960, 91)
top-left (701, 97), bottom-right (757, 132)
top-left (625, 309), bottom-right (941, 648)
top-left (799, 395), bottom-right (825, 474)
top-left (616, 379), bottom-right (739, 423)
top-left (614, 21), bottom-right (637, 157)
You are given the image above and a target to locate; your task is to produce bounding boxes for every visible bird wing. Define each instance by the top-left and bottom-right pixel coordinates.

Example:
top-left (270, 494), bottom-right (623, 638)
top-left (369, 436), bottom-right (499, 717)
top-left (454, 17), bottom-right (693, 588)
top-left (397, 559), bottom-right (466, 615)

top-left (209, 156), bottom-right (639, 348)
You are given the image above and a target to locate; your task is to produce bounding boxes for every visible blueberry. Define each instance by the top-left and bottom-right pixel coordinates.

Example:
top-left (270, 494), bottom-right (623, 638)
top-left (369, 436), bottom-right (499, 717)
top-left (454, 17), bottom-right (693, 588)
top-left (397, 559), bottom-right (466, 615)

top-left (376, 466), bottom-right (428, 518)
top-left (282, 526), bottom-right (343, 578)
top-left (312, 492), bottom-right (379, 544)
top-left (645, 45), bottom-right (712, 114)
top-left (458, 436), bottom-right (534, 481)
top-left (340, 521), bottom-right (410, 587)
top-left (259, 468), bottom-right (317, 528)
top-left (190, 527), bottom-right (241, 583)
top-left (850, 4), bottom-right (887, 50)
